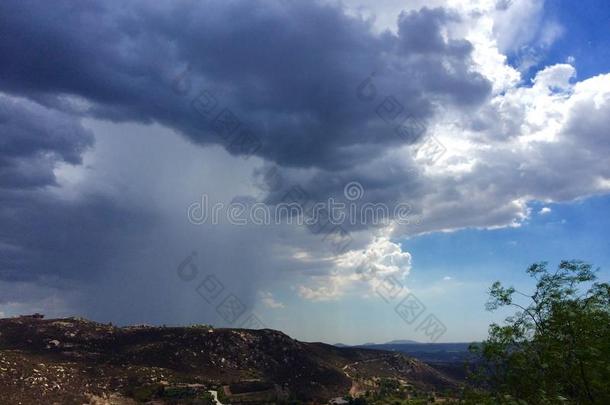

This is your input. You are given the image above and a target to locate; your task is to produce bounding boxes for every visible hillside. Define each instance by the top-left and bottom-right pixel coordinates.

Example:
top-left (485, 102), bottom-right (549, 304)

top-left (0, 315), bottom-right (458, 404)
top-left (356, 343), bottom-right (476, 382)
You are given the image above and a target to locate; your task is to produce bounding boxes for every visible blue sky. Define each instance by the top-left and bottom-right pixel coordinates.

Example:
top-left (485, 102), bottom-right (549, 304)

top-left (535, 0), bottom-right (610, 80)
top-left (406, 196), bottom-right (610, 282)
top-left (400, 195), bottom-right (610, 341)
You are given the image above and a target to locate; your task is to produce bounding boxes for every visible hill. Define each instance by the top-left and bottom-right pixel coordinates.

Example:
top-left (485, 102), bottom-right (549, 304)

top-left (357, 343), bottom-right (476, 382)
top-left (0, 315), bottom-right (459, 404)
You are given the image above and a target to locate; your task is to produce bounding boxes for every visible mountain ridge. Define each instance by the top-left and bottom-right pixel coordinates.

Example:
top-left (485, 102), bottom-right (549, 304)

top-left (0, 315), bottom-right (459, 404)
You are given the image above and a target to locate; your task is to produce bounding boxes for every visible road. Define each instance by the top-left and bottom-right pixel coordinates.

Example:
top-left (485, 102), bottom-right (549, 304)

top-left (208, 390), bottom-right (224, 405)
top-left (341, 356), bottom-right (387, 396)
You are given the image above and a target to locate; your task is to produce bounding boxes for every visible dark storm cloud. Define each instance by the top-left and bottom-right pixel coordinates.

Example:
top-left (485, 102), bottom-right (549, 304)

top-left (0, 96), bottom-right (94, 189)
top-left (0, 190), bottom-right (153, 283)
top-left (0, 97), bottom-right (145, 285)
top-left (0, 0), bottom-right (491, 171)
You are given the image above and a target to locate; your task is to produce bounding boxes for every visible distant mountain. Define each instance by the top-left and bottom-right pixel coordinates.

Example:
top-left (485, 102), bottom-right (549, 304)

top-left (357, 342), bottom-right (474, 361)
top-left (384, 339), bottom-right (420, 344)
top-left (336, 339), bottom-right (420, 346)
top-left (0, 315), bottom-right (459, 403)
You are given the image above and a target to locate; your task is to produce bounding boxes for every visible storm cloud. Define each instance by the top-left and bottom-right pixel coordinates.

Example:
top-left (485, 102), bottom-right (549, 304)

top-left (1, 0), bottom-right (609, 330)
top-left (0, 96), bottom-right (93, 189)
top-left (0, 0), bottom-right (490, 169)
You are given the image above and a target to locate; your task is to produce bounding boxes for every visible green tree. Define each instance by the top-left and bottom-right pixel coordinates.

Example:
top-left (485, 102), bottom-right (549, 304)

top-left (378, 378), bottom-right (401, 397)
top-left (470, 260), bottom-right (610, 404)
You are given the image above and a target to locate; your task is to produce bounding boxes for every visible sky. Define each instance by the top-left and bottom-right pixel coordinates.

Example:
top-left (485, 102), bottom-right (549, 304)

top-left (1, 0), bottom-right (609, 344)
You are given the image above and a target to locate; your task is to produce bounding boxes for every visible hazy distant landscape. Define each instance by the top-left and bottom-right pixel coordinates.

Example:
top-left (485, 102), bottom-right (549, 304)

top-left (353, 342), bottom-right (473, 363)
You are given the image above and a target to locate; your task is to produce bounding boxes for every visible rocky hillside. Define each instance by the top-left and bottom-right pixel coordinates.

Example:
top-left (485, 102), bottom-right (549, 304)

top-left (0, 315), bottom-right (457, 404)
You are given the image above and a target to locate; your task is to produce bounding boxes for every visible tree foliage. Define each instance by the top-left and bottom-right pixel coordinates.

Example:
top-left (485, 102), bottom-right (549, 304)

top-left (470, 261), bottom-right (610, 404)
